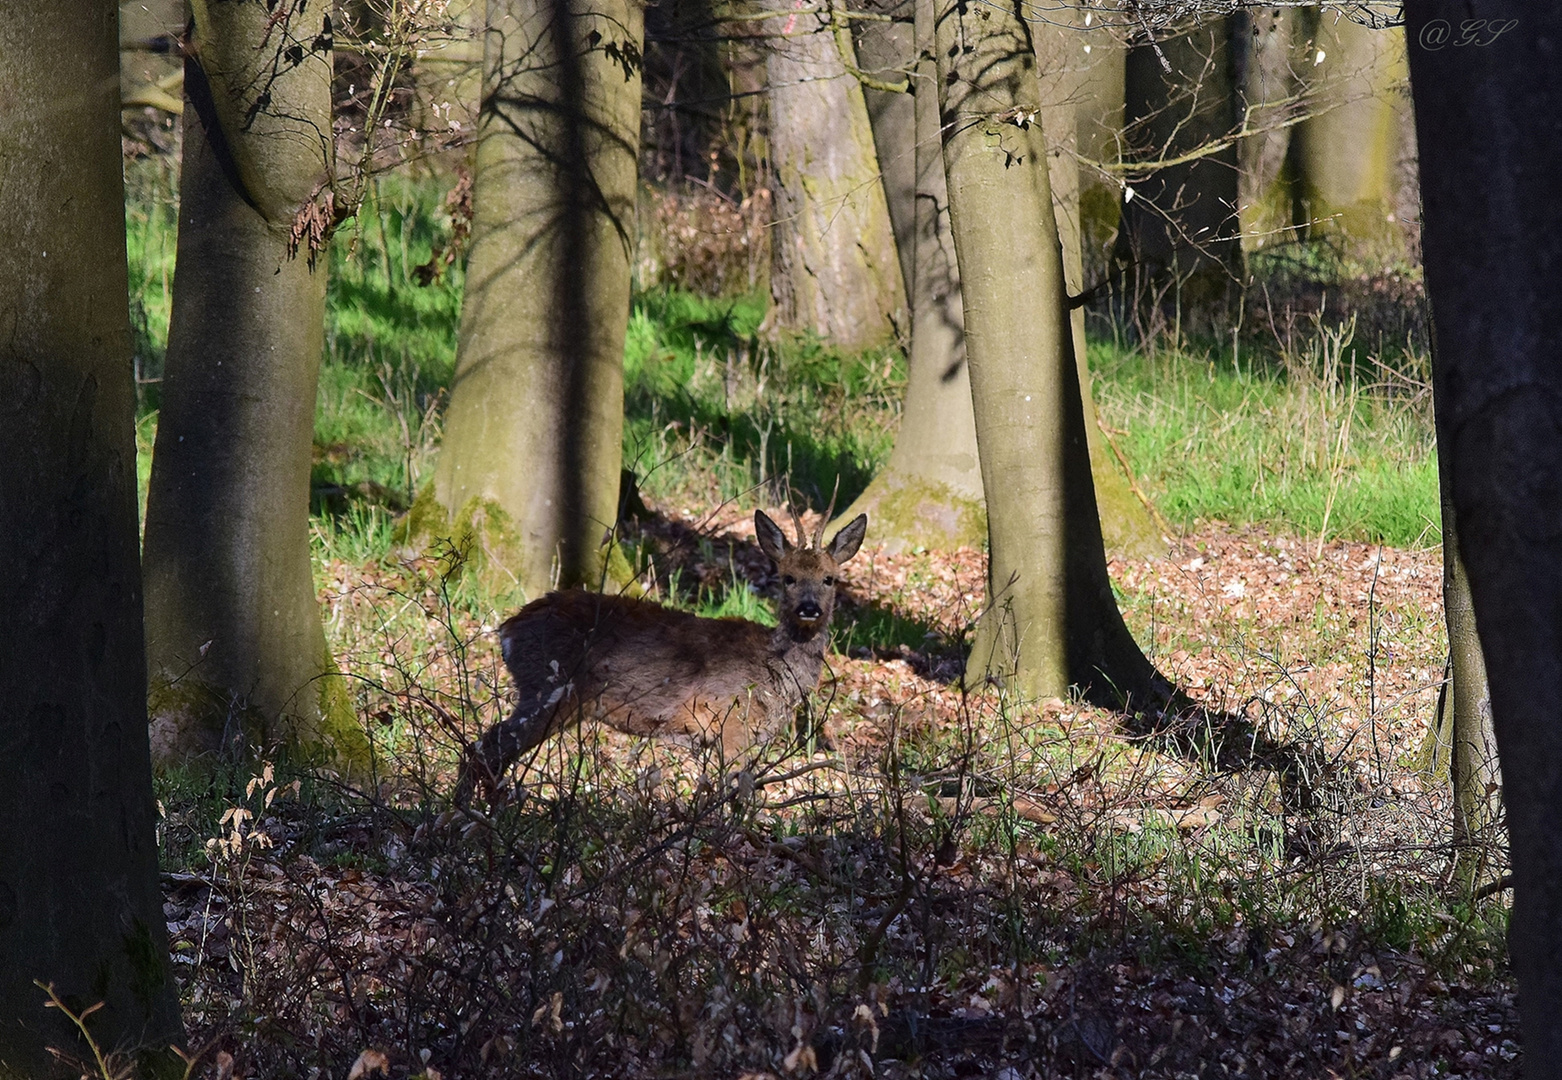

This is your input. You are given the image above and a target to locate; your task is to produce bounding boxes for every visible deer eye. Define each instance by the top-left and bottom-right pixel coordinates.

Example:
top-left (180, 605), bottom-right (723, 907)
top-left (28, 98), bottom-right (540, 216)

top-left (823, 575), bottom-right (835, 586)
top-left (782, 574), bottom-right (796, 585)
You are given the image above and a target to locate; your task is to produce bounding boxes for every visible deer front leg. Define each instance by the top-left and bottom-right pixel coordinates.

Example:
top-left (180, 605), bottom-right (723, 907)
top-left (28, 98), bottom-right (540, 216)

top-left (453, 698), bottom-right (570, 805)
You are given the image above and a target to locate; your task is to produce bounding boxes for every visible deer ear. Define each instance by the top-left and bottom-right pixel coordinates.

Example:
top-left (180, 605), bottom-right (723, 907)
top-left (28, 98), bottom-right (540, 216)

top-left (755, 510), bottom-right (791, 562)
top-left (825, 514), bottom-right (868, 564)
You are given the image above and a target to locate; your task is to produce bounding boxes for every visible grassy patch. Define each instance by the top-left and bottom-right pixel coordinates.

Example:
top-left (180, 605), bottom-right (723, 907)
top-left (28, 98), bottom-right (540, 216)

top-left (1091, 333), bottom-right (1440, 548)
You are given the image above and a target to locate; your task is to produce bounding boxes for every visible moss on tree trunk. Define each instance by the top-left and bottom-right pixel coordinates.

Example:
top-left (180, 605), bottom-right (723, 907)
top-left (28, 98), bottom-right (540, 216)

top-left (142, 0), bottom-right (368, 774)
top-left (1290, 13), bottom-right (1413, 264)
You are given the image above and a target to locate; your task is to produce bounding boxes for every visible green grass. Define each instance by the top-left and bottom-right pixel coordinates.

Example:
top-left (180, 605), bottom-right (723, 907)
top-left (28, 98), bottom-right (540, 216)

top-left (622, 287), bottom-right (905, 513)
top-left (122, 169), bottom-right (1442, 570)
top-left (1091, 336), bottom-right (1440, 548)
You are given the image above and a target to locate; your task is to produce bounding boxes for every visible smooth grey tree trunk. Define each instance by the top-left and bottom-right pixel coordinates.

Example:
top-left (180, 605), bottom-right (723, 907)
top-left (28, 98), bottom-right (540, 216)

top-left (1436, 482), bottom-right (1498, 891)
top-left (143, 0), bottom-right (368, 773)
top-left (840, 0), bottom-right (985, 551)
top-left (1290, 12), bottom-right (1412, 264)
top-left (1031, 4), bottom-right (1164, 559)
top-left (765, 0), bottom-right (906, 348)
top-left (853, 0), bottom-right (915, 300)
top-left (1407, 4), bottom-right (1562, 1070)
top-left (933, 0), bottom-right (1170, 709)
top-left (1235, 7), bottom-right (1298, 250)
top-left (427, 0), bottom-right (644, 599)
top-left (0, 2), bottom-right (185, 1070)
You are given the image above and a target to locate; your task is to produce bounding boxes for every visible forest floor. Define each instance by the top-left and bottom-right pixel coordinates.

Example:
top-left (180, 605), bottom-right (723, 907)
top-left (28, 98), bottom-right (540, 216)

top-left (157, 506), bottom-right (1518, 1080)
top-left (123, 161), bottom-right (1515, 1079)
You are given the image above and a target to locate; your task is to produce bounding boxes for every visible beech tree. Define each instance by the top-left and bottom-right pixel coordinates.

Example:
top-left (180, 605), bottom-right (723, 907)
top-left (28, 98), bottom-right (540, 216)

top-left (932, 0), bottom-right (1169, 706)
top-left (0, 1), bottom-right (184, 1068)
top-left (142, 0), bottom-right (369, 770)
top-left (1031, 3), bottom-right (1163, 558)
top-left (1290, 10), bottom-right (1413, 262)
top-left (842, 0), bottom-right (985, 550)
top-left (846, 0), bottom-right (1160, 555)
top-left (764, 0), bottom-right (905, 348)
top-left (1407, 3), bottom-right (1562, 1067)
top-left (423, 0), bottom-right (645, 598)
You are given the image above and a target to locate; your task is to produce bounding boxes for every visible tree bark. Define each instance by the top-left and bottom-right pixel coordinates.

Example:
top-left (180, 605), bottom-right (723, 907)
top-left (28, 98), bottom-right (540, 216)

top-left (1290, 12), bottom-right (1412, 264)
top-left (143, 0), bottom-right (368, 771)
top-left (414, 0), bottom-right (486, 139)
top-left (425, 0), bottom-right (644, 599)
top-left (1031, 4), bottom-right (1164, 559)
top-left (934, 0), bottom-right (1169, 708)
top-left (765, 0), bottom-right (906, 347)
top-left (1117, 18), bottom-right (1242, 312)
top-left (119, 0), bottom-right (185, 111)
top-left (1407, 4), bottom-right (1562, 1069)
top-left (0, 1), bottom-right (185, 1069)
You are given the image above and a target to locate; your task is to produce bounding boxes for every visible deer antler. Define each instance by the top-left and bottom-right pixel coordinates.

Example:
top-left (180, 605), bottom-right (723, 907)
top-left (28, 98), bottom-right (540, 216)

top-left (788, 501), bottom-right (808, 550)
top-left (815, 477), bottom-right (840, 548)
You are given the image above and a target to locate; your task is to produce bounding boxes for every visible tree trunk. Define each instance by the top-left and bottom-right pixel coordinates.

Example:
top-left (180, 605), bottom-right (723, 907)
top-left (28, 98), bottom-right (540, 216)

top-left (1235, 7), bottom-right (1299, 251)
top-left (934, 0), bottom-right (1169, 708)
top-left (1117, 18), bottom-right (1242, 316)
top-left (1031, 4), bottom-right (1164, 559)
top-left (1290, 12), bottom-right (1412, 264)
top-left (853, 0), bottom-right (915, 301)
top-left (0, 2), bottom-right (185, 1069)
top-left (1073, 7), bottom-right (1126, 284)
top-left (414, 0), bottom-right (486, 140)
top-left (119, 0), bottom-right (185, 111)
top-left (765, 0), bottom-right (906, 347)
top-left (143, 0), bottom-right (368, 771)
top-left (1407, 5), bottom-right (1562, 1069)
top-left (1434, 478), bottom-right (1498, 892)
top-left (839, 0), bottom-right (982, 551)
top-left (425, 0), bottom-right (644, 599)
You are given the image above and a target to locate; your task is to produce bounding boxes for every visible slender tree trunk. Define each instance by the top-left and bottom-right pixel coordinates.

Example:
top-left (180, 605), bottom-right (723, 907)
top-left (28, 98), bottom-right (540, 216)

top-left (839, 0), bottom-right (983, 551)
top-left (1031, 4), bottom-right (1164, 559)
top-left (426, 0), bottom-right (644, 598)
top-left (143, 0), bottom-right (367, 771)
top-left (119, 0), bottom-right (185, 111)
top-left (0, 2), bottom-right (185, 1069)
top-left (934, 0), bottom-right (1169, 708)
top-left (1235, 7), bottom-right (1299, 250)
top-left (1117, 18), bottom-right (1242, 314)
top-left (1290, 12), bottom-right (1412, 263)
top-left (414, 0), bottom-right (486, 139)
top-left (765, 0), bottom-right (906, 347)
top-left (1433, 477), bottom-right (1498, 892)
top-left (1073, 7), bottom-right (1125, 283)
top-left (853, 0), bottom-right (915, 301)
top-left (1407, 5), bottom-right (1562, 1069)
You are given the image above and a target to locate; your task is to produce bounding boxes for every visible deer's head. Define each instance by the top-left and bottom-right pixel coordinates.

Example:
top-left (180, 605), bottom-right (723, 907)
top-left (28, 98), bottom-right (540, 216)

top-left (755, 505), bottom-right (868, 642)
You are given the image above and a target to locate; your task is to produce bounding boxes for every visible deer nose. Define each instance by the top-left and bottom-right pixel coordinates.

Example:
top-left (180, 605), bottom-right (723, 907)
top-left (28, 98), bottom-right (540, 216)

top-left (796, 600), bottom-right (823, 622)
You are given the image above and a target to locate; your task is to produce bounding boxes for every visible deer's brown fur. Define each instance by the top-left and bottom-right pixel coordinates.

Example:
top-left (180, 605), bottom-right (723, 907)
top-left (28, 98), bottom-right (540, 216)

top-left (456, 508), bottom-right (868, 802)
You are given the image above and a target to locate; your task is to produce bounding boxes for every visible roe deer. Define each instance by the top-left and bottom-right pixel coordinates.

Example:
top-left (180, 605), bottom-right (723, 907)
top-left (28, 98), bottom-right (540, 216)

top-left (455, 506), bottom-right (869, 802)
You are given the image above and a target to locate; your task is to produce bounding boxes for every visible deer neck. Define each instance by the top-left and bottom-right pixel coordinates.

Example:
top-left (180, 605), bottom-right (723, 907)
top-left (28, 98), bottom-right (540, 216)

top-left (768, 622), bottom-right (829, 693)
